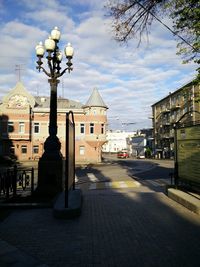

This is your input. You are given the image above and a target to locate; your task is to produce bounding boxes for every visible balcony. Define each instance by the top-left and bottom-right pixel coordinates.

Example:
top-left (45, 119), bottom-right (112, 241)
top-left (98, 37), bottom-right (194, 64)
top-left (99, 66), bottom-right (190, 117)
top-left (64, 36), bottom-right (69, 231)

top-left (161, 109), bottom-right (170, 114)
top-left (162, 134), bottom-right (170, 139)
top-left (162, 120), bottom-right (170, 126)
top-left (170, 118), bottom-right (177, 124)
top-left (170, 104), bottom-right (181, 110)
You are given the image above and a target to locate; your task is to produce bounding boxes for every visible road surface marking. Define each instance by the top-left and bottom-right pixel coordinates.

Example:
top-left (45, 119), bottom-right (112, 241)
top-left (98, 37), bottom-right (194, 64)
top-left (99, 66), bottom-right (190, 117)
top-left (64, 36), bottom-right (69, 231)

top-left (88, 173), bottom-right (98, 182)
top-left (89, 180), bottom-right (141, 190)
top-left (105, 182), bottom-right (112, 188)
top-left (118, 181), bottom-right (128, 188)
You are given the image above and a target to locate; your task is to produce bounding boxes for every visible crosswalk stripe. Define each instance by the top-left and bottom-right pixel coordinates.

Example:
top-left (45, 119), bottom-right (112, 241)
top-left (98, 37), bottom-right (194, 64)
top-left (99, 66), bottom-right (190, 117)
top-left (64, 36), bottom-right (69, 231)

top-left (75, 172), bottom-right (141, 190)
top-left (125, 180), bottom-right (141, 187)
top-left (119, 181), bottom-right (128, 188)
top-left (105, 182), bottom-right (112, 188)
top-left (75, 172), bottom-right (170, 189)
top-left (89, 180), bottom-right (140, 190)
top-left (88, 173), bottom-right (98, 182)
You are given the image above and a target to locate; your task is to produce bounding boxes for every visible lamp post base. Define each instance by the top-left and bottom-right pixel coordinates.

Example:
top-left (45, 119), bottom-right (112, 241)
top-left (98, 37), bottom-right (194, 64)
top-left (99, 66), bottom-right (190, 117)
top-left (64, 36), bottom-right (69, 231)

top-left (35, 136), bottom-right (64, 198)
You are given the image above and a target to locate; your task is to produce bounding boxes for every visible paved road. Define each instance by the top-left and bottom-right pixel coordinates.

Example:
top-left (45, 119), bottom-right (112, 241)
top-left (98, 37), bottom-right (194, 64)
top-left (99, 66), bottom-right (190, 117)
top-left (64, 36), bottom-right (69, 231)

top-left (76, 156), bottom-right (173, 192)
top-left (1, 158), bottom-right (200, 267)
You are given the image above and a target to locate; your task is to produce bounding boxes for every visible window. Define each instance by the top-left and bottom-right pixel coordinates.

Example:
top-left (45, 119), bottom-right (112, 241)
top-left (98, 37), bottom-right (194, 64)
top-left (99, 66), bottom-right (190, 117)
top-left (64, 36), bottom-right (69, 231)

top-left (7, 121), bottom-right (14, 133)
top-left (90, 123), bottom-right (94, 134)
top-left (79, 146), bottom-right (85, 155)
top-left (80, 123), bottom-right (85, 134)
top-left (21, 145), bottom-right (27, 154)
top-left (9, 146), bottom-right (15, 155)
top-left (33, 145), bottom-right (39, 154)
top-left (101, 124), bottom-right (104, 134)
top-left (19, 122), bottom-right (25, 133)
top-left (34, 123), bottom-right (40, 133)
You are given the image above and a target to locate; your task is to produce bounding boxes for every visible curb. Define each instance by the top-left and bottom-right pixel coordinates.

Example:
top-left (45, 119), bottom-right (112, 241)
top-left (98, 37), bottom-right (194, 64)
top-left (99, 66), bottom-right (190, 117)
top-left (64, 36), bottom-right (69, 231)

top-left (53, 189), bottom-right (82, 219)
top-left (167, 188), bottom-right (200, 215)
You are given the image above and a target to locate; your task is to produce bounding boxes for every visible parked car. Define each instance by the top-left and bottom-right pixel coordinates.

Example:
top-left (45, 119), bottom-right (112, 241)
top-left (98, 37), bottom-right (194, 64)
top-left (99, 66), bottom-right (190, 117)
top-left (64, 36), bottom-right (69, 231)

top-left (117, 151), bottom-right (129, 159)
top-left (137, 155), bottom-right (145, 159)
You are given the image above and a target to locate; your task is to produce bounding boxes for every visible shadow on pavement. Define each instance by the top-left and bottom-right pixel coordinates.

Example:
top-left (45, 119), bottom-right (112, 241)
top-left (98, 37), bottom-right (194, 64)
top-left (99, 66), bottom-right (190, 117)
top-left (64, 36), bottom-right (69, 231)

top-left (0, 160), bottom-right (200, 267)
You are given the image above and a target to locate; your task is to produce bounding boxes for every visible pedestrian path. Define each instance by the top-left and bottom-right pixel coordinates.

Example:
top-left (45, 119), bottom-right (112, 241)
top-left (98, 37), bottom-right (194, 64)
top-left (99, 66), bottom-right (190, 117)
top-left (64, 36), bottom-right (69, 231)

top-left (0, 239), bottom-right (49, 267)
top-left (75, 173), bottom-right (141, 190)
top-left (1, 163), bottom-right (200, 267)
top-left (88, 180), bottom-right (141, 190)
top-left (75, 173), bottom-right (170, 190)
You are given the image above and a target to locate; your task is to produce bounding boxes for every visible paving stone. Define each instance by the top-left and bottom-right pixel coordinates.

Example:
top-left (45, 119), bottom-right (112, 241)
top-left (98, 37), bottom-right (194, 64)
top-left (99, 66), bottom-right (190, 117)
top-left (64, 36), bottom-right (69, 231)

top-left (1, 162), bottom-right (200, 267)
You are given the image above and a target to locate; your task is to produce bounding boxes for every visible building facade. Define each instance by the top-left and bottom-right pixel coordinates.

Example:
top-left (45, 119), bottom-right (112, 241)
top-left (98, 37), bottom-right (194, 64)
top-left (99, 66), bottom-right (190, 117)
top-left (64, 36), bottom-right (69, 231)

top-left (130, 129), bottom-right (153, 158)
top-left (0, 82), bottom-right (108, 163)
top-left (102, 130), bottom-right (136, 154)
top-left (152, 80), bottom-right (200, 159)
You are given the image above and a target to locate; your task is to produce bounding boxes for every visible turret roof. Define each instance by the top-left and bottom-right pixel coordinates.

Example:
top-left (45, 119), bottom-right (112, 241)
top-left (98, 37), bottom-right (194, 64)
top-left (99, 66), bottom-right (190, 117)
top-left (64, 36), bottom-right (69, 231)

top-left (85, 88), bottom-right (108, 108)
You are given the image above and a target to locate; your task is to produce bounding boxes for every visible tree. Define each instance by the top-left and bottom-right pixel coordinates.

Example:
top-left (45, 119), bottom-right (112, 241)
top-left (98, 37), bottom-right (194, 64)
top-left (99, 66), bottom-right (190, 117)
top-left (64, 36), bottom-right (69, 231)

top-left (106, 0), bottom-right (200, 79)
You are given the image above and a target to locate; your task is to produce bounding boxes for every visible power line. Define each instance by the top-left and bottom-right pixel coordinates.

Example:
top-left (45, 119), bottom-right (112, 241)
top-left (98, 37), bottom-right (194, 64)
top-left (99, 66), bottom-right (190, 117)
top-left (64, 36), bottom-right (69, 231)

top-left (136, 1), bottom-right (199, 52)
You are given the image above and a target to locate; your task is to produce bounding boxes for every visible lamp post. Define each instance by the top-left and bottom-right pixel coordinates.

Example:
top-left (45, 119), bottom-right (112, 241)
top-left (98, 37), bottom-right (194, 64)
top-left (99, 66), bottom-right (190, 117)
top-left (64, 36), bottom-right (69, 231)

top-left (35, 27), bottom-right (74, 196)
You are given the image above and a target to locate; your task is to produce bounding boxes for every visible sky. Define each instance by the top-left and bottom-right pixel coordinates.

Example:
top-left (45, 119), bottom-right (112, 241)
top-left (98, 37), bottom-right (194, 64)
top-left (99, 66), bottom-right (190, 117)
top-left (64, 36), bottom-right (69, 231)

top-left (0, 0), bottom-right (198, 131)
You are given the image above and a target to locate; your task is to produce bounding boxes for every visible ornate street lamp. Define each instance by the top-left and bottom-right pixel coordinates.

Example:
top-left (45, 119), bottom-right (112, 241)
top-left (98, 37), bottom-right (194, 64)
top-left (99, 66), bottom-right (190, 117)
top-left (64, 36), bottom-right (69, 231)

top-left (35, 27), bottom-right (74, 196)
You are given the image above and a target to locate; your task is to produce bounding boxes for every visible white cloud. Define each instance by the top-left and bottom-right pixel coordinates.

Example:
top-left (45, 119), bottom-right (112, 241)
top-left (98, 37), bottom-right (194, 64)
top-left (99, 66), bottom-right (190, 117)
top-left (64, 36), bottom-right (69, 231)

top-left (0, 0), bottom-right (198, 131)
top-left (25, 9), bottom-right (75, 30)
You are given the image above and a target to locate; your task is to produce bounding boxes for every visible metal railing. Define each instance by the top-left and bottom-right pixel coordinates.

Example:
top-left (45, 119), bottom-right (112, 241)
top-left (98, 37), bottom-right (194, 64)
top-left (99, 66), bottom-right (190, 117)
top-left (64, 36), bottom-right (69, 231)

top-left (0, 165), bottom-right (34, 199)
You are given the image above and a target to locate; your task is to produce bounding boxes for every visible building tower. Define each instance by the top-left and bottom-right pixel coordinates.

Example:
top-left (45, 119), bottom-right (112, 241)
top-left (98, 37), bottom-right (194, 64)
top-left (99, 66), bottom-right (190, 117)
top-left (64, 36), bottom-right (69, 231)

top-left (83, 88), bottom-right (108, 162)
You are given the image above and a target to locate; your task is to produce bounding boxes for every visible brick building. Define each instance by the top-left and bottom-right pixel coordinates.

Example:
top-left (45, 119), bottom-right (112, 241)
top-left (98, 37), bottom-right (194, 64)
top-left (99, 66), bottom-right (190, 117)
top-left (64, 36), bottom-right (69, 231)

top-left (0, 82), bottom-right (108, 163)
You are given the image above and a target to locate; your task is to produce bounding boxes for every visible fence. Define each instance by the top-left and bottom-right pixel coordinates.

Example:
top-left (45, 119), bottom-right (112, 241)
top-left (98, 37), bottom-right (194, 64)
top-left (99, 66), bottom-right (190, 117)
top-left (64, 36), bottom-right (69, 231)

top-left (0, 165), bottom-right (34, 199)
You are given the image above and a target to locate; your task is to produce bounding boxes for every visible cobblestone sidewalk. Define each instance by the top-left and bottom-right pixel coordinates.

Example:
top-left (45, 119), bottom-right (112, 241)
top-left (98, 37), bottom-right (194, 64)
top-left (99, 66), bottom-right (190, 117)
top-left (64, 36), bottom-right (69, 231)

top-left (1, 188), bottom-right (200, 267)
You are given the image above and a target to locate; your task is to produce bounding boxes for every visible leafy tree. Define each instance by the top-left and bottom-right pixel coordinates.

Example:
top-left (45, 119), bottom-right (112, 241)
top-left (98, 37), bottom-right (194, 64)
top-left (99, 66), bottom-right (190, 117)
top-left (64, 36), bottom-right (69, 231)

top-left (106, 0), bottom-right (200, 79)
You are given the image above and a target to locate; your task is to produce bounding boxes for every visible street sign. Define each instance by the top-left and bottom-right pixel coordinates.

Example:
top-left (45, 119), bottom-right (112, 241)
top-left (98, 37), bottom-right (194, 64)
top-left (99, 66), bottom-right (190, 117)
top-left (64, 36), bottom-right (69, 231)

top-left (175, 124), bottom-right (200, 186)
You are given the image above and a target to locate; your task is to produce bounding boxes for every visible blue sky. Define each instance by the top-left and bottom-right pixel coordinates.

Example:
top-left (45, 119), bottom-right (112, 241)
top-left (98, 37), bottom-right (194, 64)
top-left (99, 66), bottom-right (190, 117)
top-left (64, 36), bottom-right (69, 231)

top-left (0, 0), bottom-right (198, 131)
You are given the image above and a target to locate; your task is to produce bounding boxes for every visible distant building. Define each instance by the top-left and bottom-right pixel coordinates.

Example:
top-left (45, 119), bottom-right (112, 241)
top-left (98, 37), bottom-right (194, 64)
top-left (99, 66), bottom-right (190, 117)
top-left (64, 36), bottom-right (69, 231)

top-left (152, 80), bottom-right (200, 159)
top-left (130, 128), bottom-right (153, 158)
top-left (0, 82), bottom-right (108, 163)
top-left (102, 130), bottom-right (136, 153)
top-left (130, 135), bottom-right (147, 158)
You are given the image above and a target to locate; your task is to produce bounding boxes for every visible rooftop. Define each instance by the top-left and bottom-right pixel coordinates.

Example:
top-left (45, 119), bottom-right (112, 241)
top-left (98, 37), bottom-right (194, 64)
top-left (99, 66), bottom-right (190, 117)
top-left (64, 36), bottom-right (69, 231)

top-left (85, 88), bottom-right (108, 108)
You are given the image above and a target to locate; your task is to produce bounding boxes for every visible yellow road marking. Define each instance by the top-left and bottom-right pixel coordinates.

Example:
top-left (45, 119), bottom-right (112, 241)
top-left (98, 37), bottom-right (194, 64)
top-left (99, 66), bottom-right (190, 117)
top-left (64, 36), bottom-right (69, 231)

top-left (89, 180), bottom-right (141, 190)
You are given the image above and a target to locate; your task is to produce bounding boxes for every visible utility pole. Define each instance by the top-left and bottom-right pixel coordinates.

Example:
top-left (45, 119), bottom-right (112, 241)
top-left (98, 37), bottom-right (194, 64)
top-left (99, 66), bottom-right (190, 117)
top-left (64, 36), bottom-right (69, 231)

top-left (15, 64), bottom-right (24, 82)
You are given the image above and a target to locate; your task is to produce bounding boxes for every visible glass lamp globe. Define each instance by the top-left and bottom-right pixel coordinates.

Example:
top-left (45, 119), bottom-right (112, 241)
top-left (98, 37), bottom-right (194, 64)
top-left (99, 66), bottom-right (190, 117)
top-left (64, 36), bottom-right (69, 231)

top-left (51, 26), bottom-right (61, 41)
top-left (65, 43), bottom-right (74, 58)
top-left (44, 36), bottom-right (55, 51)
top-left (35, 42), bottom-right (45, 56)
